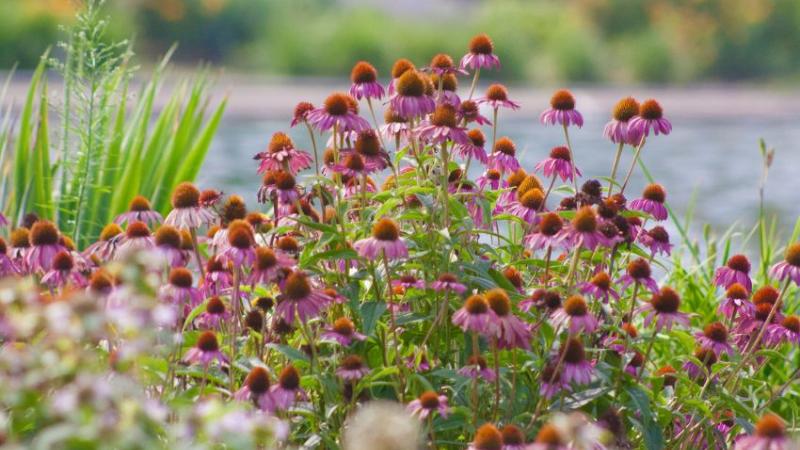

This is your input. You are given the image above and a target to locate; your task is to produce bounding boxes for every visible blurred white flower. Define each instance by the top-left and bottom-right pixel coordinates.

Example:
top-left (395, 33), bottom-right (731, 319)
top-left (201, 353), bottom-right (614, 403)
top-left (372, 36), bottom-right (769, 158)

top-left (343, 401), bottom-right (421, 450)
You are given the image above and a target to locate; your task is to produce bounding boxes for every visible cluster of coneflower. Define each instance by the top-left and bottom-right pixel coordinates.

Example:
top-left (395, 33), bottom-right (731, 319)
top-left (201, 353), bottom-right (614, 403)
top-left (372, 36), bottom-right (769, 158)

top-left (1, 33), bottom-right (798, 449)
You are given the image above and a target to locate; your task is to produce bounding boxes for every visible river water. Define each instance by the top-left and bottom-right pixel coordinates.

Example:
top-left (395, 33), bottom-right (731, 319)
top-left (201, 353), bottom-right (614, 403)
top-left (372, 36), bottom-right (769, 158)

top-left (200, 112), bottom-right (800, 239)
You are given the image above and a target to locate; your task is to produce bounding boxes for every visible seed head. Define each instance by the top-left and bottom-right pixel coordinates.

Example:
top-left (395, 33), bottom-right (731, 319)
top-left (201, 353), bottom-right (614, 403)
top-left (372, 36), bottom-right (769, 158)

top-left (30, 221), bottom-right (59, 246)
top-left (639, 99), bottom-right (663, 120)
top-left (371, 218), bottom-right (401, 241)
top-left (351, 61), bottom-right (378, 84)
top-left (171, 182), bottom-right (200, 209)
top-left (469, 33), bottom-right (494, 54)
top-left (612, 96), bottom-right (639, 121)
top-left (550, 89), bottom-right (576, 111)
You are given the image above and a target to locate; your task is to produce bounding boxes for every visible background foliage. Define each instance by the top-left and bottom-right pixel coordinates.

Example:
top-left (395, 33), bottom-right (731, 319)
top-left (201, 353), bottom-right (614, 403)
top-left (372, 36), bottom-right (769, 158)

top-left (3, 0), bottom-right (800, 83)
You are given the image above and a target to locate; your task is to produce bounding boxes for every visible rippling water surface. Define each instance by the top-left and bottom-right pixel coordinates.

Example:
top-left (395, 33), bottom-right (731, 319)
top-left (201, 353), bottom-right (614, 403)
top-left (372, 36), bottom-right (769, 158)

top-left (200, 114), bottom-right (800, 236)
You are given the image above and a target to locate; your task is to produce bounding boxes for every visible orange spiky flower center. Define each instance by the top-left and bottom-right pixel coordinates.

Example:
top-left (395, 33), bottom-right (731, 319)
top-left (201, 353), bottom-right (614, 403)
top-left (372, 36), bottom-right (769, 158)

top-left (351, 61), bottom-right (377, 84)
top-left (494, 137), bottom-right (516, 156)
top-left (550, 89), bottom-right (576, 110)
top-left (612, 96), bottom-right (640, 121)
top-left (324, 93), bottom-right (352, 116)
top-left (129, 195), bottom-right (153, 212)
top-left (371, 218), bottom-right (400, 241)
top-left (171, 182), bottom-right (201, 209)
top-left (469, 33), bottom-right (494, 54)
top-left (465, 294), bottom-right (489, 315)
top-left (639, 99), bottom-right (663, 120)
top-left (652, 287), bottom-right (681, 314)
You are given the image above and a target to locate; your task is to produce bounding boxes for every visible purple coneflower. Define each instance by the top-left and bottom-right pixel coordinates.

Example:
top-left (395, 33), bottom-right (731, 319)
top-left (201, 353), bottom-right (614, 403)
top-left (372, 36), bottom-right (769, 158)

top-left (767, 315), bottom-right (800, 346)
top-left (540, 89), bottom-right (583, 128)
top-left (640, 287), bottom-right (689, 331)
top-left (427, 53), bottom-right (467, 76)
top-left (619, 258), bottom-right (660, 294)
top-left (627, 99), bottom-right (672, 141)
top-left (41, 251), bottom-right (86, 288)
top-left (639, 225), bottom-right (672, 256)
top-left (322, 317), bottom-right (366, 346)
top-left (184, 331), bottom-right (227, 367)
top-left (337, 354), bottom-right (370, 381)
top-left (0, 238), bottom-right (19, 278)
top-left (488, 137), bottom-right (520, 174)
top-left (160, 267), bottom-right (204, 315)
top-left (500, 425), bottom-right (527, 450)
top-left (629, 183), bottom-right (668, 221)
top-left (234, 367), bottom-right (275, 412)
top-left (558, 338), bottom-right (594, 385)
top-left (255, 132), bottom-right (313, 175)
top-left (349, 61), bottom-right (385, 100)
top-left (270, 365), bottom-right (307, 410)
top-left (415, 104), bottom-right (470, 145)
top-left (332, 153), bottom-right (372, 178)
top-left (380, 107), bottom-right (411, 142)
top-left (82, 223), bottom-right (123, 261)
top-left (116, 222), bottom-right (156, 256)
top-left (559, 206), bottom-right (607, 251)
top-left (476, 169), bottom-right (505, 191)
top-left (290, 101), bottom-right (314, 127)
top-left (770, 242), bottom-right (800, 285)
top-left (552, 295), bottom-right (599, 334)
top-left (486, 288), bottom-right (531, 349)
top-left (736, 301), bottom-right (783, 346)
top-left (196, 296), bottom-right (231, 329)
top-left (9, 228), bottom-right (30, 268)
top-left (535, 146), bottom-right (582, 182)
top-left (154, 225), bottom-right (186, 267)
top-left (387, 58), bottom-right (415, 95)
top-left (458, 355), bottom-right (496, 381)
top-left (354, 218), bottom-right (408, 261)
top-left (390, 70), bottom-right (436, 119)
top-left (539, 363), bottom-right (570, 400)
top-left (529, 423), bottom-right (572, 450)
top-left (458, 100), bottom-right (491, 126)
top-left (218, 220), bottom-right (257, 268)
top-left (682, 348), bottom-right (718, 379)
top-left (603, 96), bottom-right (640, 145)
top-left (431, 73), bottom-right (462, 106)
top-left (460, 33), bottom-right (501, 70)
top-left (715, 254), bottom-right (752, 293)
top-left (469, 424), bottom-right (503, 450)
top-left (25, 221), bottom-right (65, 273)
top-left (734, 413), bottom-right (792, 450)
top-left (452, 294), bottom-right (498, 336)
top-left (350, 129), bottom-right (389, 171)
top-left (204, 256), bottom-right (233, 296)
top-left (695, 322), bottom-right (734, 356)
top-left (524, 212), bottom-right (564, 251)
top-left (718, 282), bottom-right (754, 319)
top-left (114, 195), bottom-right (163, 226)
top-left (274, 271), bottom-right (328, 324)
top-left (392, 274), bottom-right (426, 290)
top-left (308, 92), bottom-right (370, 132)
top-left (478, 84), bottom-right (520, 110)
top-left (453, 128), bottom-right (489, 164)
top-left (578, 271), bottom-right (619, 303)
top-left (506, 188), bottom-right (545, 224)
top-left (407, 391), bottom-right (449, 419)
top-left (431, 272), bottom-right (467, 294)
top-left (164, 182), bottom-right (215, 229)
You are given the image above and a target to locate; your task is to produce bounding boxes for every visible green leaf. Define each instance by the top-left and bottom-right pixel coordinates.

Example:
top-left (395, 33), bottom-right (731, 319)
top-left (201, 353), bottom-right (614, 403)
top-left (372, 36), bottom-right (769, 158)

top-left (266, 343), bottom-right (310, 362)
top-left (360, 301), bottom-right (387, 337)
